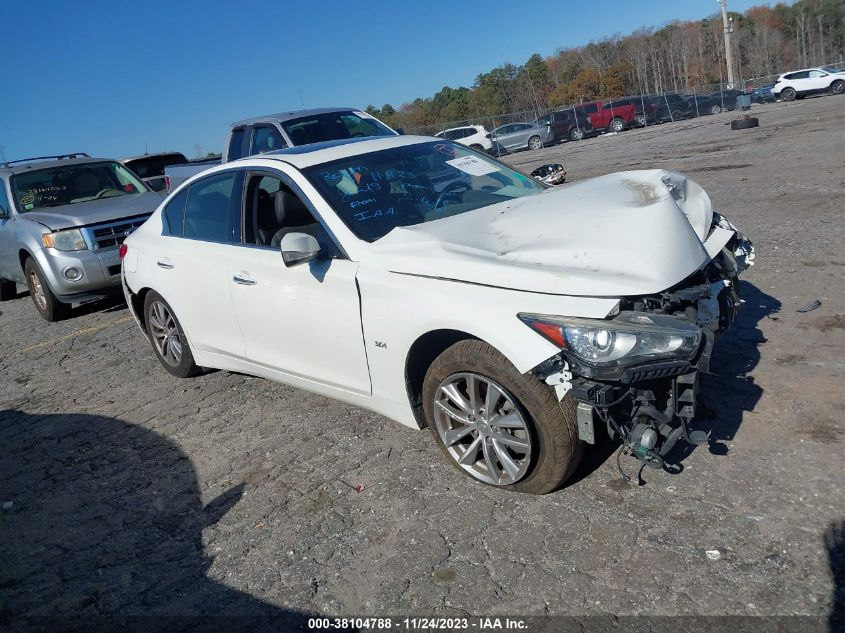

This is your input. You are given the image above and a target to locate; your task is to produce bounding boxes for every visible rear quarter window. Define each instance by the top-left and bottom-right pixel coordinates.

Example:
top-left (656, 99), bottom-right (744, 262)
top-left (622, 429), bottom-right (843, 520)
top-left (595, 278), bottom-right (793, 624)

top-left (162, 188), bottom-right (188, 236)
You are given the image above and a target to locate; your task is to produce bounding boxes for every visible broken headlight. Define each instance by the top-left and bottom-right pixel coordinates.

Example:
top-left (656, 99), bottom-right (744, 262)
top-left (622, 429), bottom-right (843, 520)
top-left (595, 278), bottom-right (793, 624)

top-left (518, 311), bottom-right (702, 368)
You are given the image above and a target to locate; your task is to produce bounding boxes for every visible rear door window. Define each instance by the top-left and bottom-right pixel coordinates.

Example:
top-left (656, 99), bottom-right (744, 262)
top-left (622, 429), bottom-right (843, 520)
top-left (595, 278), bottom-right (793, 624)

top-left (183, 171), bottom-right (244, 243)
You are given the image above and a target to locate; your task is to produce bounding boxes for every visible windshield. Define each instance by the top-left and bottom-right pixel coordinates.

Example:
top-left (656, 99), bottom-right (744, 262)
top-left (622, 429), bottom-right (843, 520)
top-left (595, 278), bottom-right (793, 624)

top-left (304, 141), bottom-right (544, 242)
top-left (12, 161), bottom-right (148, 211)
top-left (282, 111), bottom-right (395, 146)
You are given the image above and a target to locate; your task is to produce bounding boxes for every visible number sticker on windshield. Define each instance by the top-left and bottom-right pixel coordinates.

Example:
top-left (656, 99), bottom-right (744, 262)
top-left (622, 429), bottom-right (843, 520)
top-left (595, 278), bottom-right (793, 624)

top-left (446, 155), bottom-right (499, 177)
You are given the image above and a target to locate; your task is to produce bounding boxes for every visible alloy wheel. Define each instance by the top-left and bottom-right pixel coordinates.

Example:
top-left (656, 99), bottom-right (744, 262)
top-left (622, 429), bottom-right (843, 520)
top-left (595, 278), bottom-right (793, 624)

top-left (528, 136), bottom-right (542, 150)
top-left (433, 372), bottom-right (532, 486)
top-left (148, 300), bottom-right (183, 367)
top-left (29, 271), bottom-right (47, 311)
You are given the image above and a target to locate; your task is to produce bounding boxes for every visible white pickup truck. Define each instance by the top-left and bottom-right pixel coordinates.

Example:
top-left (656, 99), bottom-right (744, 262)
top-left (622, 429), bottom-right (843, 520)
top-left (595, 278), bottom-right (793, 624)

top-left (164, 107), bottom-right (397, 192)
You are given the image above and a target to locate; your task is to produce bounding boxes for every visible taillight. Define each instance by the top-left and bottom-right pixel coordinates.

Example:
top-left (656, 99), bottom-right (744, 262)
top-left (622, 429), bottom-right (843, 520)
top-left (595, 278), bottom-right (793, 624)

top-left (119, 244), bottom-right (128, 260)
top-left (164, 175), bottom-right (171, 192)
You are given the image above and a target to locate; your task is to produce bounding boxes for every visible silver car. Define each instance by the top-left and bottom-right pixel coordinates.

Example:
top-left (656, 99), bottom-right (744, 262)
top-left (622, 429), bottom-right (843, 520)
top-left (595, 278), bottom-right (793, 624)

top-left (0, 154), bottom-right (164, 321)
top-left (490, 122), bottom-right (553, 153)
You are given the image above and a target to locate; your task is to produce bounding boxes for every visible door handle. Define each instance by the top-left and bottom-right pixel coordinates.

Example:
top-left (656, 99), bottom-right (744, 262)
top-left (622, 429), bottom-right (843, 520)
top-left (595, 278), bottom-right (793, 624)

top-left (232, 274), bottom-right (256, 286)
top-left (156, 259), bottom-right (174, 269)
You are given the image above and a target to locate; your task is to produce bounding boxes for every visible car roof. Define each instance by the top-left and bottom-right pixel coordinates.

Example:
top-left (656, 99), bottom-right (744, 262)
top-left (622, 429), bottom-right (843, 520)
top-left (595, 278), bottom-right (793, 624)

top-left (0, 156), bottom-right (117, 177)
top-left (231, 107), bottom-right (365, 127)
top-left (439, 125), bottom-right (481, 132)
top-left (231, 134), bottom-right (437, 169)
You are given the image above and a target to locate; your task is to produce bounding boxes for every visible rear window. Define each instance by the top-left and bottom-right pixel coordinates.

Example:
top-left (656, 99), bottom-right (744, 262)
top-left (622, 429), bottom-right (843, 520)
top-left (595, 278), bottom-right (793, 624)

top-left (125, 154), bottom-right (187, 179)
top-left (281, 111), bottom-right (395, 146)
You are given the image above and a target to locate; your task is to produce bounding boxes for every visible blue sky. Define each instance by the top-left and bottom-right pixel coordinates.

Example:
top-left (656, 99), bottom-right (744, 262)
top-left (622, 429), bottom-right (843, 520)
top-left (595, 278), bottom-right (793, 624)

top-left (0, 0), bottom-right (763, 161)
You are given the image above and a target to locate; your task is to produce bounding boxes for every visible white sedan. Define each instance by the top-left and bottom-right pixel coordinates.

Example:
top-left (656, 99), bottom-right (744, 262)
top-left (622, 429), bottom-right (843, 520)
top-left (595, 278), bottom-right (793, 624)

top-left (121, 135), bottom-right (754, 494)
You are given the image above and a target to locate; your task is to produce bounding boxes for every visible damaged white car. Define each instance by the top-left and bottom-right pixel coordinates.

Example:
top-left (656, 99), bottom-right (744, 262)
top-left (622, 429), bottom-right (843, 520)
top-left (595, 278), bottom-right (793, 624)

top-left (121, 136), bottom-right (754, 494)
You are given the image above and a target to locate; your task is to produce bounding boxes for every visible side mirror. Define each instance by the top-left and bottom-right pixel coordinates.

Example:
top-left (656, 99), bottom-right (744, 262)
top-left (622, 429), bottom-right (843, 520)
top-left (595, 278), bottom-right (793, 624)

top-left (280, 232), bottom-right (322, 267)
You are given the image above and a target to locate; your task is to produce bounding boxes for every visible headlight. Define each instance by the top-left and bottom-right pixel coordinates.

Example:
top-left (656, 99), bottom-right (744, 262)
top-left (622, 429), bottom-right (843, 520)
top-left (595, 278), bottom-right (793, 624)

top-left (42, 229), bottom-right (87, 252)
top-left (518, 311), bottom-right (702, 369)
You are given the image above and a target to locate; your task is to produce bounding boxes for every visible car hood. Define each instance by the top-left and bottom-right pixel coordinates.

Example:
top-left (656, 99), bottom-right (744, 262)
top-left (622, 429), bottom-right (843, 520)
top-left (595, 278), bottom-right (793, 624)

top-left (372, 169), bottom-right (721, 298)
top-left (20, 192), bottom-right (164, 230)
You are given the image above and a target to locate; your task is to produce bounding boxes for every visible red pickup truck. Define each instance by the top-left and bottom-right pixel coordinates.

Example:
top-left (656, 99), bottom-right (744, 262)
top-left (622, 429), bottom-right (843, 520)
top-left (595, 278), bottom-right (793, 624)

top-left (574, 100), bottom-right (637, 133)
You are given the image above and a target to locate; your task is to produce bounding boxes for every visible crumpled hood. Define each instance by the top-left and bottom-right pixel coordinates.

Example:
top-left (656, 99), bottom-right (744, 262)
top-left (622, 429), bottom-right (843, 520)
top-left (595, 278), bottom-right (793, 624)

top-left (21, 192), bottom-right (164, 230)
top-left (372, 169), bottom-right (721, 298)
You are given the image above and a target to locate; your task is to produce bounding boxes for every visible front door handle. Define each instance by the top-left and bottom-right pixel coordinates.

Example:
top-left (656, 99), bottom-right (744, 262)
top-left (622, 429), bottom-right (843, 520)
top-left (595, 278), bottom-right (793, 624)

top-left (232, 274), bottom-right (256, 286)
top-left (156, 259), bottom-right (174, 269)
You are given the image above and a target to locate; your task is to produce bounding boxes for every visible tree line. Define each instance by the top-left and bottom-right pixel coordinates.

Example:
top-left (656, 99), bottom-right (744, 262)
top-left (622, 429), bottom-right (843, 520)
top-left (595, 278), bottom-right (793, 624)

top-left (366, 0), bottom-right (844, 132)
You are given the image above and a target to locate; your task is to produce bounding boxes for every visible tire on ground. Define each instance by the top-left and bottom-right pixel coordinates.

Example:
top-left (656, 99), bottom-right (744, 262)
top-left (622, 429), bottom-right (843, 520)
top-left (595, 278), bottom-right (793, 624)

top-left (142, 290), bottom-right (202, 378)
top-left (422, 339), bottom-right (583, 495)
top-left (731, 117), bottom-right (759, 130)
top-left (24, 258), bottom-right (69, 322)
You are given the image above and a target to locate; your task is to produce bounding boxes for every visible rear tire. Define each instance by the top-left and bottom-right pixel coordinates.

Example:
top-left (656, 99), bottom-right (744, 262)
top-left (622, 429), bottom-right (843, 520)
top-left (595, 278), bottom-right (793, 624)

top-left (609, 117), bottom-right (625, 133)
top-left (831, 80), bottom-right (845, 95)
top-left (24, 258), bottom-right (69, 322)
top-left (781, 87), bottom-right (796, 102)
top-left (143, 290), bottom-right (201, 378)
top-left (423, 339), bottom-right (583, 494)
top-left (0, 279), bottom-right (17, 301)
top-left (527, 135), bottom-right (542, 150)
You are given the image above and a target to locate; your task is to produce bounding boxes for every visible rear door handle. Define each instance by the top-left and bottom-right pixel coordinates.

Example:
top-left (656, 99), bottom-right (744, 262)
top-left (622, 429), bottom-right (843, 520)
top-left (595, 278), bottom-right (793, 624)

top-left (232, 274), bottom-right (256, 286)
top-left (156, 259), bottom-right (174, 269)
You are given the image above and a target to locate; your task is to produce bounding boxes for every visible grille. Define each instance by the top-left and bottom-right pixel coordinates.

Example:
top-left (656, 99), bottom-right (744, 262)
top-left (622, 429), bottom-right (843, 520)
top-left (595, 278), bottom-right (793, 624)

top-left (89, 215), bottom-right (150, 250)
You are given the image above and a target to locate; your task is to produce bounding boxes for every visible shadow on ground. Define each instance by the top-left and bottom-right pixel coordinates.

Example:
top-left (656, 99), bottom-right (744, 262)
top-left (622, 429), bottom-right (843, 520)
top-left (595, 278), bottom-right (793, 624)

top-left (0, 410), bottom-right (317, 632)
top-left (570, 281), bottom-right (779, 485)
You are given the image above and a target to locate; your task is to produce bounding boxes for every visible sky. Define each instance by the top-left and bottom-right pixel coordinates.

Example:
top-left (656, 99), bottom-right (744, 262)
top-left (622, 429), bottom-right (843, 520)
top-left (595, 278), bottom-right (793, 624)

top-left (0, 0), bottom-right (764, 161)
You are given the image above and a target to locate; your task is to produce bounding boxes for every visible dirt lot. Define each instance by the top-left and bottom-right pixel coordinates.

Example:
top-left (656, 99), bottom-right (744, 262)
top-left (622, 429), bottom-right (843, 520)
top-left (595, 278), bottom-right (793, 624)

top-left (1, 96), bottom-right (843, 628)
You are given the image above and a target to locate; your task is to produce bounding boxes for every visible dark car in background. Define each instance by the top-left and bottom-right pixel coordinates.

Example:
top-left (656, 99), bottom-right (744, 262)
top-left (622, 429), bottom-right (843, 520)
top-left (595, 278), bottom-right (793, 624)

top-left (650, 93), bottom-right (695, 122)
top-left (682, 93), bottom-right (725, 116)
top-left (121, 152), bottom-right (188, 192)
top-left (534, 109), bottom-right (594, 142)
top-left (749, 84), bottom-right (776, 103)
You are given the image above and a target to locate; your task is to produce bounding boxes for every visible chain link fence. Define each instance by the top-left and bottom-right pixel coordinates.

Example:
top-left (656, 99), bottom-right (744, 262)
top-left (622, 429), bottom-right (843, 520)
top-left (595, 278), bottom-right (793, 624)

top-left (404, 59), bottom-right (845, 155)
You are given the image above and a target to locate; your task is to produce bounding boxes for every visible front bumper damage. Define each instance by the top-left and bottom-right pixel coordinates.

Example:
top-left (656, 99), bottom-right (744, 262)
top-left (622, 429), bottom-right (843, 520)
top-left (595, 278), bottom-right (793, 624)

top-left (534, 214), bottom-right (754, 479)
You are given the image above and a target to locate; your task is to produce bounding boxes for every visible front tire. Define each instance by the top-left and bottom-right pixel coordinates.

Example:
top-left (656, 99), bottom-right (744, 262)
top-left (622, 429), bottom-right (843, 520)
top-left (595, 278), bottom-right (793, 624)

top-left (527, 135), bottom-right (542, 150)
top-left (422, 340), bottom-right (583, 494)
top-left (609, 117), bottom-right (625, 133)
top-left (709, 104), bottom-right (722, 115)
top-left (24, 258), bottom-right (69, 322)
top-left (143, 290), bottom-right (201, 378)
top-left (570, 127), bottom-right (584, 141)
top-left (781, 87), bottom-right (796, 102)
top-left (830, 80), bottom-right (844, 95)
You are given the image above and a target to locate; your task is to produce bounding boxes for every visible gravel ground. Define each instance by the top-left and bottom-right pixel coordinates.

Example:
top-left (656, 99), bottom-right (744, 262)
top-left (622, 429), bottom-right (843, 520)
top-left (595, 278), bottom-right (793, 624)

top-left (1, 96), bottom-right (843, 630)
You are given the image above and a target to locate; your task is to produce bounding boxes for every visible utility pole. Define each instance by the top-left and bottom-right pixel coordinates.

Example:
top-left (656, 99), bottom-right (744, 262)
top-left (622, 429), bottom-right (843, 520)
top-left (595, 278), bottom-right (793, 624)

top-left (719, 0), bottom-right (736, 88)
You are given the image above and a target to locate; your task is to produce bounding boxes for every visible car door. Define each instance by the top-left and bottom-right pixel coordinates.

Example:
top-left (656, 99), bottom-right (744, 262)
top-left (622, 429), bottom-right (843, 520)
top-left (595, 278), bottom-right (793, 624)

top-left (152, 169), bottom-right (248, 359)
top-left (227, 169), bottom-right (371, 395)
top-left (807, 70), bottom-right (829, 92)
top-left (510, 124), bottom-right (533, 148)
top-left (0, 181), bottom-right (19, 280)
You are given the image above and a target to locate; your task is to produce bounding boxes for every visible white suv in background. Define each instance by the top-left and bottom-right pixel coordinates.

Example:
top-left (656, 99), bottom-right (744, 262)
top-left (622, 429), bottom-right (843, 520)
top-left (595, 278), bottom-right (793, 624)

top-left (773, 66), bottom-right (845, 101)
top-left (434, 125), bottom-right (492, 153)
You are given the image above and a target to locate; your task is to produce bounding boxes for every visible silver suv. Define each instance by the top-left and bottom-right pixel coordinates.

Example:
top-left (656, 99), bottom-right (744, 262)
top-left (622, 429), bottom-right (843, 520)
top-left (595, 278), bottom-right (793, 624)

top-left (0, 154), bottom-right (164, 321)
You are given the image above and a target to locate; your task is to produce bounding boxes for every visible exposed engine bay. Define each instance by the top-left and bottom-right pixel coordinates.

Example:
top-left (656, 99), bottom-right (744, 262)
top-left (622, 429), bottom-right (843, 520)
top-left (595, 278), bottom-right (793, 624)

top-left (533, 213), bottom-right (755, 481)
